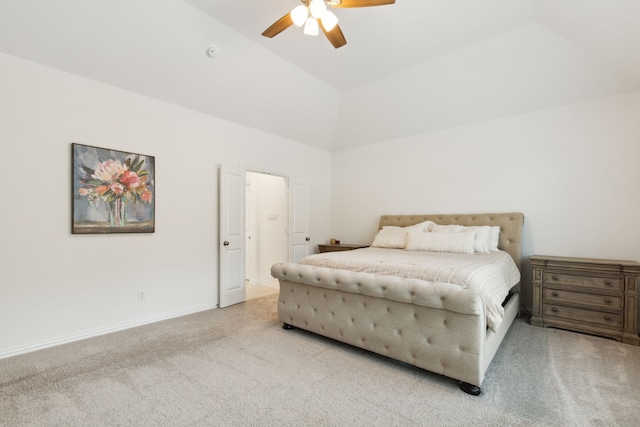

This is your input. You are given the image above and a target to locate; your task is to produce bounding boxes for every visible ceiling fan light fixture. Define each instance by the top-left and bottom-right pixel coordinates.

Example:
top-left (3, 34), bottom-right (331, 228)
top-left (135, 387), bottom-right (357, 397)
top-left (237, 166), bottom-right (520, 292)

top-left (263, 0), bottom-right (395, 48)
top-left (291, 5), bottom-right (308, 27)
top-left (309, 0), bottom-right (327, 19)
top-left (303, 17), bottom-right (319, 36)
top-left (320, 10), bottom-right (339, 32)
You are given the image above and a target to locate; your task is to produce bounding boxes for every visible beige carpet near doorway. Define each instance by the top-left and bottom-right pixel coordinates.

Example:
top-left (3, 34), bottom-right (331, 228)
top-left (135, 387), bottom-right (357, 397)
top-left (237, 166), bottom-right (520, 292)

top-left (246, 283), bottom-right (278, 301)
top-left (1, 294), bottom-right (639, 426)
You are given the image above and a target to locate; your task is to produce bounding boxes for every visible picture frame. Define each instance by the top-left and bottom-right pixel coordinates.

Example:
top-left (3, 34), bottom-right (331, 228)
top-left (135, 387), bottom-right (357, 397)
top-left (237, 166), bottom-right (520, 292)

top-left (72, 143), bottom-right (155, 234)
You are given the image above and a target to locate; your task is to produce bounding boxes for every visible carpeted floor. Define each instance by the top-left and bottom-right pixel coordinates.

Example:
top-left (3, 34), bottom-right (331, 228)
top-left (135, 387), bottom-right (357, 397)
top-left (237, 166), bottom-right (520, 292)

top-left (246, 283), bottom-right (278, 301)
top-left (1, 294), bottom-right (639, 426)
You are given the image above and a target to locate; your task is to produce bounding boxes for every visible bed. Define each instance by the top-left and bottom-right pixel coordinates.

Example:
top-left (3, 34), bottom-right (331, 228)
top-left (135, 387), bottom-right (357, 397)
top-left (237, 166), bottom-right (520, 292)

top-left (270, 212), bottom-right (524, 395)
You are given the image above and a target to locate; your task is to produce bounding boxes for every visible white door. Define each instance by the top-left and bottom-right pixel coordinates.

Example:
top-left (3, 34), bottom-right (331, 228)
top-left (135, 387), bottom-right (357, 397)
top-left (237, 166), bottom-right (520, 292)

top-left (245, 174), bottom-right (255, 284)
top-left (288, 177), bottom-right (310, 263)
top-left (219, 165), bottom-right (246, 308)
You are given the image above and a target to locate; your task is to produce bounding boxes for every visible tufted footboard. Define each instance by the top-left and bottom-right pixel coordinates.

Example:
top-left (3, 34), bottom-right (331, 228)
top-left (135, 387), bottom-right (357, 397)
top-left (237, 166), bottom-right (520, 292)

top-left (271, 263), bottom-right (520, 389)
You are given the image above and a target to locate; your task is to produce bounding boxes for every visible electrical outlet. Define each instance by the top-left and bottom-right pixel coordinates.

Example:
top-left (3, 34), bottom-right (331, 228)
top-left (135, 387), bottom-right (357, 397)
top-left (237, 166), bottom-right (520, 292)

top-left (137, 289), bottom-right (145, 301)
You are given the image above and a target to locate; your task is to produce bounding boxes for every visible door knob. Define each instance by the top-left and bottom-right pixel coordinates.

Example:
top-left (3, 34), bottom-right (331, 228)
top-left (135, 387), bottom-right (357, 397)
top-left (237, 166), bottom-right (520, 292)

top-left (305, 237), bottom-right (310, 241)
top-left (223, 241), bottom-right (230, 246)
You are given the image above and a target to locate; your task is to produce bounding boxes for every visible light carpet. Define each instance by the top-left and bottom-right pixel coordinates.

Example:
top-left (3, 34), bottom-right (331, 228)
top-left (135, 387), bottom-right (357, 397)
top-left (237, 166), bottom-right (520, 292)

top-left (1, 294), bottom-right (639, 426)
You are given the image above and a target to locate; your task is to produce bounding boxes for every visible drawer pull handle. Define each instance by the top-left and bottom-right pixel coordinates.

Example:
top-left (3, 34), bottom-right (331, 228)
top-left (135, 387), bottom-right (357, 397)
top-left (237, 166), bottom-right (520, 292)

top-left (604, 280), bottom-right (612, 286)
top-left (552, 292), bottom-right (559, 297)
top-left (552, 275), bottom-right (559, 281)
top-left (552, 307), bottom-right (558, 313)
top-left (604, 315), bottom-right (611, 321)
top-left (605, 298), bottom-right (612, 304)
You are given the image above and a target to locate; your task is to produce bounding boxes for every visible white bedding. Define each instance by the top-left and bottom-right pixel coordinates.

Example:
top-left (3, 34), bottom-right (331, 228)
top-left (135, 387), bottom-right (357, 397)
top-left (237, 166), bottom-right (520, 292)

top-left (299, 247), bottom-right (520, 331)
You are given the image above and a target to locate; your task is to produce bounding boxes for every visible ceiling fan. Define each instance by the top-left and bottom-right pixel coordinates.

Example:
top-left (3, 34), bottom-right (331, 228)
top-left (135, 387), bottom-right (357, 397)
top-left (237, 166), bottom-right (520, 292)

top-left (262, 0), bottom-right (396, 49)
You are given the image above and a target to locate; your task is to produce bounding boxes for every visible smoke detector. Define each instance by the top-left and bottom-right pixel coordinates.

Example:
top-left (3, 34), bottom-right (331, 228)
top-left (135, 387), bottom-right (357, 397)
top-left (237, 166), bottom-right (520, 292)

top-left (206, 45), bottom-right (219, 59)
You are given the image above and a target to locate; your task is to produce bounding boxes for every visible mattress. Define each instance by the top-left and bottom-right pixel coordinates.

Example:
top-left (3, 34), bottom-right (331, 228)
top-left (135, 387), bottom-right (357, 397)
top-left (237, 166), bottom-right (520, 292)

top-left (299, 247), bottom-right (521, 331)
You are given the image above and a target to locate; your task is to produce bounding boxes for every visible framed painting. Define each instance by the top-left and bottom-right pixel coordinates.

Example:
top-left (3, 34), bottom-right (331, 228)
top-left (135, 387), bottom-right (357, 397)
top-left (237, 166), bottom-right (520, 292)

top-left (72, 143), bottom-right (155, 234)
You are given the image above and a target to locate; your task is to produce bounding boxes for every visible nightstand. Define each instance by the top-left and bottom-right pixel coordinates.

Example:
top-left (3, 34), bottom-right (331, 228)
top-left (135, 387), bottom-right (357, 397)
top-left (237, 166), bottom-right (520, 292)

top-left (317, 244), bottom-right (369, 253)
top-left (530, 255), bottom-right (640, 345)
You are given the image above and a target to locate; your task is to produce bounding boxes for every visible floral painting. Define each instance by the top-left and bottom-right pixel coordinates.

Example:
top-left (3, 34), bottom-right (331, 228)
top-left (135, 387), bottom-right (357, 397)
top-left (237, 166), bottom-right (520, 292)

top-left (72, 143), bottom-right (155, 234)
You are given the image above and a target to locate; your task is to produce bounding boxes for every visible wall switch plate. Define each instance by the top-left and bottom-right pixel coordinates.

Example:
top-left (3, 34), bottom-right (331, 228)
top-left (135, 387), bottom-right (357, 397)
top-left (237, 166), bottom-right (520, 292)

top-left (137, 290), bottom-right (145, 301)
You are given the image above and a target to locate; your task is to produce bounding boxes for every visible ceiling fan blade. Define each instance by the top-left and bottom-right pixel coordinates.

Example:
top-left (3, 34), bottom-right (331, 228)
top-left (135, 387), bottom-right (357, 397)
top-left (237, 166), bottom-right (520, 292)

top-left (332, 0), bottom-right (395, 8)
top-left (262, 13), bottom-right (294, 38)
top-left (321, 23), bottom-right (347, 49)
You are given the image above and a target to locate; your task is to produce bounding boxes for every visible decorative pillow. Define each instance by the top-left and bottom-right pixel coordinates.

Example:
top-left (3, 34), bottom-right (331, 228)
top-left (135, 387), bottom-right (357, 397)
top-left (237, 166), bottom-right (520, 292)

top-left (371, 226), bottom-right (409, 248)
top-left (463, 225), bottom-right (500, 253)
top-left (488, 226), bottom-right (500, 250)
top-left (371, 221), bottom-right (435, 248)
top-left (408, 220), bottom-right (435, 232)
top-left (430, 223), bottom-right (500, 253)
top-left (430, 223), bottom-right (464, 233)
top-left (405, 231), bottom-right (475, 254)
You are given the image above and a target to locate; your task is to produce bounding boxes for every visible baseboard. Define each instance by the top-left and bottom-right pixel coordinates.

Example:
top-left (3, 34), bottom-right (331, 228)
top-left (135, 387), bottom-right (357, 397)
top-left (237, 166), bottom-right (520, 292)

top-left (0, 302), bottom-right (218, 360)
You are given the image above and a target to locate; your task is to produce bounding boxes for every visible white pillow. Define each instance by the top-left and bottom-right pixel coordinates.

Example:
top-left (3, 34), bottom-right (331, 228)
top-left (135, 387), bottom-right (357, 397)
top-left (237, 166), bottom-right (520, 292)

top-left (430, 223), bottom-right (500, 253)
top-left (370, 221), bottom-right (435, 249)
top-left (408, 220), bottom-right (435, 232)
top-left (430, 223), bottom-right (464, 233)
top-left (463, 225), bottom-right (500, 253)
top-left (371, 226), bottom-right (408, 248)
top-left (405, 231), bottom-right (475, 254)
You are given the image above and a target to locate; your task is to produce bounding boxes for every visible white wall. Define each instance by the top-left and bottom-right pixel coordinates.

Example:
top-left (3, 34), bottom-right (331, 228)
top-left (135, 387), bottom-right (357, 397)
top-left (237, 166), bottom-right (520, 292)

top-left (0, 53), bottom-right (332, 358)
top-left (331, 90), bottom-right (640, 311)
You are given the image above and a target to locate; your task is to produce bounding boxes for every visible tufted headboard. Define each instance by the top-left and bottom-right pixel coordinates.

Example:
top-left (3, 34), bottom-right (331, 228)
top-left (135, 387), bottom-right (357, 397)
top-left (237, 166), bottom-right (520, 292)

top-left (378, 213), bottom-right (525, 272)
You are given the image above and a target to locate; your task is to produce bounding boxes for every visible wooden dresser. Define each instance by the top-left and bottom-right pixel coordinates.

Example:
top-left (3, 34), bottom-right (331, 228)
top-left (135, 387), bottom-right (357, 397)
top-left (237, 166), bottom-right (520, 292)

top-left (530, 255), bottom-right (640, 345)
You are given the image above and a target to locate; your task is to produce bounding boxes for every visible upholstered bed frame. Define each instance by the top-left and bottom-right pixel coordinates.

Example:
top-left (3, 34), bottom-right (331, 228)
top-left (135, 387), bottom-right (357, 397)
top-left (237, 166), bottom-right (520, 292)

top-left (271, 212), bottom-right (524, 395)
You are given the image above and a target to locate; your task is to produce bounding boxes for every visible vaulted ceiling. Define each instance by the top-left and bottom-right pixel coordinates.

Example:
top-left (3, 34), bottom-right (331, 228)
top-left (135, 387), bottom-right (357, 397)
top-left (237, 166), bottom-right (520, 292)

top-left (1, 0), bottom-right (639, 151)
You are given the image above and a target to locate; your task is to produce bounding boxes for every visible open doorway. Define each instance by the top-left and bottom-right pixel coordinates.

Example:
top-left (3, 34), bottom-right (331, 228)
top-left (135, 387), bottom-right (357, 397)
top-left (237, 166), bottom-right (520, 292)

top-left (219, 165), bottom-right (309, 308)
top-left (245, 171), bottom-right (286, 300)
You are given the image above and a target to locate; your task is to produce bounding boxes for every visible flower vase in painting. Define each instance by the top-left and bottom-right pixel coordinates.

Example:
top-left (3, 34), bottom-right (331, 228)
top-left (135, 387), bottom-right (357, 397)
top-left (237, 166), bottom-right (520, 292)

top-left (110, 198), bottom-right (126, 227)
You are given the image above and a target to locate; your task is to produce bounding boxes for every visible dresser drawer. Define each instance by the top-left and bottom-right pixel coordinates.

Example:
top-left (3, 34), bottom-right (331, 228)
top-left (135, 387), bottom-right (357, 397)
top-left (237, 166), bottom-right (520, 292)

top-left (543, 304), bottom-right (623, 329)
top-left (542, 272), bottom-right (622, 291)
top-left (542, 288), bottom-right (623, 310)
